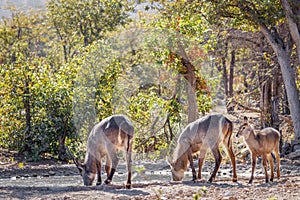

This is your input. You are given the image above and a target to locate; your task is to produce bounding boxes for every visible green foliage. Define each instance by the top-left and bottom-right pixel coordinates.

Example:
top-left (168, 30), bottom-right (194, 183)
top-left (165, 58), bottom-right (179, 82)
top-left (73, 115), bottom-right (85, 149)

top-left (46, 0), bottom-right (133, 62)
top-left (0, 0), bottom-right (229, 161)
top-left (0, 53), bottom-right (78, 159)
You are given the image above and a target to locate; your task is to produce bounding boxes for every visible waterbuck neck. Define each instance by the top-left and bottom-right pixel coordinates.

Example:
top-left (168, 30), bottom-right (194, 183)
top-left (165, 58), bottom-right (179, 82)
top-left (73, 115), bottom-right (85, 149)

top-left (84, 153), bottom-right (97, 174)
top-left (244, 129), bottom-right (260, 145)
top-left (173, 151), bottom-right (189, 171)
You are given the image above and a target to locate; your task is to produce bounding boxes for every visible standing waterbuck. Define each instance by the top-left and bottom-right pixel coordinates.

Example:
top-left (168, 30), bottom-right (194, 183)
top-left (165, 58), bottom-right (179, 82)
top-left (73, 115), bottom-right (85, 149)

top-left (236, 116), bottom-right (280, 184)
top-left (67, 115), bottom-right (134, 188)
top-left (167, 114), bottom-right (237, 182)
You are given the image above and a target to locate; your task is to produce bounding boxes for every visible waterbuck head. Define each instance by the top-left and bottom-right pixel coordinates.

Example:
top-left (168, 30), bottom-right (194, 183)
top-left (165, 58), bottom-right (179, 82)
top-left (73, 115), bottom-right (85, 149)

top-left (66, 147), bottom-right (96, 186)
top-left (166, 156), bottom-right (185, 181)
top-left (236, 116), bottom-right (253, 140)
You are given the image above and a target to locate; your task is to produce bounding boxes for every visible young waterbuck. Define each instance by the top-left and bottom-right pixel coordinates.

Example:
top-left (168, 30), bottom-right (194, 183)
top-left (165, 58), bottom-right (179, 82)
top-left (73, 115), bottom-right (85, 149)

top-left (67, 115), bottom-right (134, 188)
top-left (167, 114), bottom-right (237, 182)
top-left (236, 116), bottom-right (280, 184)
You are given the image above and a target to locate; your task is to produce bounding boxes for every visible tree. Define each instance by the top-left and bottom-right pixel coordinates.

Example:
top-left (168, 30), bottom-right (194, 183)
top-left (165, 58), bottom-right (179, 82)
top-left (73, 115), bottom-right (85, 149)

top-left (151, 0), bottom-right (214, 122)
top-left (46, 0), bottom-right (132, 63)
top-left (201, 0), bottom-right (300, 145)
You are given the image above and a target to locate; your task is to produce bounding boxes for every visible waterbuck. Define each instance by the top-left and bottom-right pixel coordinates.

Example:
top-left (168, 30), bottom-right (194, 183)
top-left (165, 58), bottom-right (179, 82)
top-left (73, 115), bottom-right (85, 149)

top-left (167, 114), bottom-right (237, 182)
top-left (236, 116), bottom-right (280, 184)
top-left (67, 115), bottom-right (134, 188)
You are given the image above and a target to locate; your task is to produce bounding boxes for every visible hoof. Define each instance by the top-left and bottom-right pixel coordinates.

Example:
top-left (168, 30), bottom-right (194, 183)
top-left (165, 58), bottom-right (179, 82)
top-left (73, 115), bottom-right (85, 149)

top-left (248, 180), bottom-right (253, 184)
top-left (125, 183), bottom-right (132, 189)
top-left (232, 177), bottom-right (238, 182)
top-left (270, 178), bottom-right (274, 182)
top-left (208, 177), bottom-right (215, 182)
top-left (96, 181), bottom-right (102, 186)
top-left (104, 179), bottom-right (112, 184)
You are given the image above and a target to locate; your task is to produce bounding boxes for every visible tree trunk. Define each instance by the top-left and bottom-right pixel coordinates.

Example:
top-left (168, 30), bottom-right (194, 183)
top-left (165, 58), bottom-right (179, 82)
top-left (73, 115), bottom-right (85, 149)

top-left (222, 40), bottom-right (229, 96)
top-left (58, 118), bottom-right (68, 160)
top-left (23, 78), bottom-right (33, 154)
top-left (282, 85), bottom-right (290, 115)
top-left (260, 77), bottom-right (272, 128)
top-left (228, 50), bottom-right (235, 98)
top-left (227, 50), bottom-right (235, 113)
top-left (222, 56), bottom-right (228, 96)
top-left (178, 41), bottom-right (198, 123)
top-left (271, 68), bottom-right (282, 152)
top-left (259, 23), bottom-right (300, 144)
top-left (182, 57), bottom-right (198, 123)
top-left (282, 0), bottom-right (300, 61)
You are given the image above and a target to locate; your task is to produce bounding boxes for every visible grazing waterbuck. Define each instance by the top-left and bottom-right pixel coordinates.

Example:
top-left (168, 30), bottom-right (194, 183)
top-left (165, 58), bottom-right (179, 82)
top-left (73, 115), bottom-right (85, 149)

top-left (167, 114), bottom-right (237, 182)
top-left (67, 115), bottom-right (134, 188)
top-left (236, 116), bottom-right (280, 184)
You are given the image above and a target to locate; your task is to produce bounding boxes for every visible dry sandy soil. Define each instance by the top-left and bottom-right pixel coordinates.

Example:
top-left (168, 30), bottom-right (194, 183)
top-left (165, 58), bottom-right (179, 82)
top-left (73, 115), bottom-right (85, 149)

top-left (1, 109), bottom-right (300, 199)
top-left (0, 155), bottom-right (300, 200)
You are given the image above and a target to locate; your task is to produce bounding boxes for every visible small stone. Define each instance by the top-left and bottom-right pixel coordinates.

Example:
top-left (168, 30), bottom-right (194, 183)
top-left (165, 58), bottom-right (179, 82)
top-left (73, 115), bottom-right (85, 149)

top-left (224, 191), bottom-right (232, 197)
top-left (197, 179), bottom-right (207, 183)
top-left (49, 171), bottom-right (56, 176)
top-left (178, 190), bottom-right (183, 194)
top-left (285, 180), bottom-right (292, 187)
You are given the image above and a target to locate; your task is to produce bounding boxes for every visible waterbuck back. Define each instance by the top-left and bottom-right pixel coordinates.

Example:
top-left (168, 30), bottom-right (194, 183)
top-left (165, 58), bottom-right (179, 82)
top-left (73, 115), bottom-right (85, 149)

top-left (167, 114), bottom-right (237, 182)
top-left (73, 115), bottom-right (134, 188)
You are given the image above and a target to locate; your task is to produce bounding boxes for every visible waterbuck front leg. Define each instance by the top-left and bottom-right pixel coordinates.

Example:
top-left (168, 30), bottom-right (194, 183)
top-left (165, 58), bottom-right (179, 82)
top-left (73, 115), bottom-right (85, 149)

top-left (187, 148), bottom-right (197, 182)
top-left (208, 146), bottom-right (222, 182)
top-left (249, 154), bottom-right (257, 184)
top-left (96, 160), bottom-right (102, 185)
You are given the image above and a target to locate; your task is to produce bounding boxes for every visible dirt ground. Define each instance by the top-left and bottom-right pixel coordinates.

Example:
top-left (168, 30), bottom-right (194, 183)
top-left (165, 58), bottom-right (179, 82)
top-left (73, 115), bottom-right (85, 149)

top-left (0, 154), bottom-right (300, 200)
top-left (1, 110), bottom-right (300, 200)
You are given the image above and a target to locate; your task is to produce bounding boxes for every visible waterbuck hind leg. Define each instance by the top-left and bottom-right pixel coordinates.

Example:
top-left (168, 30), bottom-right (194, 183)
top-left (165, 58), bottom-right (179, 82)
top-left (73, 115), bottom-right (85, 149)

top-left (105, 155), bottom-right (112, 181)
top-left (96, 160), bottom-right (102, 185)
top-left (187, 148), bottom-right (197, 182)
top-left (275, 146), bottom-right (281, 179)
top-left (262, 155), bottom-right (269, 183)
top-left (104, 148), bottom-right (119, 184)
top-left (105, 165), bottom-right (111, 177)
top-left (125, 135), bottom-right (133, 189)
top-left (208, 147), bottom-right (222, 182)
top-left (267, 154), bottom-right (274, 182)
top-left (125, 151), bottom-right (132, 189)
top-left (197, 150), bottom-right (207, 180)
top-left (223, 122), bottom-right (237, 182)
top-left (226, 145), bottom-right (237, 182)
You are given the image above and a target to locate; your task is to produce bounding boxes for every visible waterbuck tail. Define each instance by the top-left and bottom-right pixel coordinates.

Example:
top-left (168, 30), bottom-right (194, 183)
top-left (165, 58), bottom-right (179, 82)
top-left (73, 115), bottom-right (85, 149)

top-left (126, 128), bottom-right (134, 153)
top-left (225, 118), bottom-right (234, 148)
